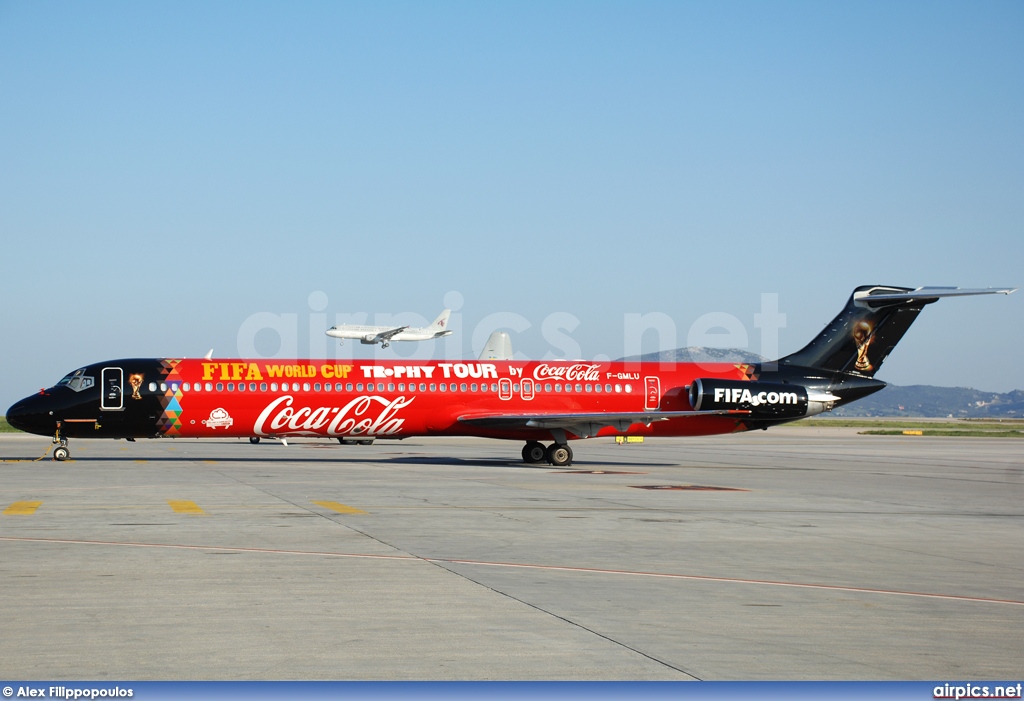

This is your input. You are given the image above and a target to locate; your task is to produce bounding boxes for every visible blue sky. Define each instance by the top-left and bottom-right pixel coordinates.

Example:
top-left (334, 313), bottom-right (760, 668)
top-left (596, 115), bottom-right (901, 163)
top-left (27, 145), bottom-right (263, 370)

top-left (1, 1), bottom-right (1021, 410)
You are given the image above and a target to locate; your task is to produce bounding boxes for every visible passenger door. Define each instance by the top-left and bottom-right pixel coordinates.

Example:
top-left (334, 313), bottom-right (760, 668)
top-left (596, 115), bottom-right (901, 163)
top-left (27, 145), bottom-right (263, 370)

top-left (101, 367), bottom-right (124, 411)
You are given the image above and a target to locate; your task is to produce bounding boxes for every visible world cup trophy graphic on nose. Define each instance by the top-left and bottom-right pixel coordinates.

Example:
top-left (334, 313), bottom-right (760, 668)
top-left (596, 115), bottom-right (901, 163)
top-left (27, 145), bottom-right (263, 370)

top-left (853, 321), bottom-right (874, 372)
top-left (129, 374), bottom-right (144, 400)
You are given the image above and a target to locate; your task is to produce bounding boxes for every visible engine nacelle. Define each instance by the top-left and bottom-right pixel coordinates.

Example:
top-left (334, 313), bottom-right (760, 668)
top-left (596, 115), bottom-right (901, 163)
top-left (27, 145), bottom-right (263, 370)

top-left (361, 335), bottom-right (379, 344)
top-left (688, 378), bottom-right (828, 419)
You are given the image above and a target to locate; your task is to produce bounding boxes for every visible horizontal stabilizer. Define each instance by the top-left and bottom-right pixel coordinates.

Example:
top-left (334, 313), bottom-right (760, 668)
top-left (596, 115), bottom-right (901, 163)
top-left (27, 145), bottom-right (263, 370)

top-left (855, 286), bottom-right (1016, 308)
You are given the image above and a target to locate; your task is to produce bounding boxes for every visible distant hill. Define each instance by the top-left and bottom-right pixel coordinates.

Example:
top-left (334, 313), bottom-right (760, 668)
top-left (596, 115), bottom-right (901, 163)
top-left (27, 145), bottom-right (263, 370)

top-left (617, 347), bottom-right (1022, 418)
top-left (830, 385), bottom-right (1024, 418)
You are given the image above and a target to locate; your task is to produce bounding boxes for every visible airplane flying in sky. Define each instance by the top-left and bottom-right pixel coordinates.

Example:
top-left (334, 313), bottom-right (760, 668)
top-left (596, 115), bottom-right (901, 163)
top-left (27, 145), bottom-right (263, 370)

top-left (6, 286), bottom-right (1015, 466)
top-left (326, 309), bottom-right (452, 348)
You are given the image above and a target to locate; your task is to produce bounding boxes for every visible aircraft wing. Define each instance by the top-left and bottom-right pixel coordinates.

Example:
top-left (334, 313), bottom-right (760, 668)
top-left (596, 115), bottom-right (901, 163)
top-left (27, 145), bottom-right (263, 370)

top-left (458, 409), bottom-right (749, 438)
top-left (374, 326), bottom-right (409, 342)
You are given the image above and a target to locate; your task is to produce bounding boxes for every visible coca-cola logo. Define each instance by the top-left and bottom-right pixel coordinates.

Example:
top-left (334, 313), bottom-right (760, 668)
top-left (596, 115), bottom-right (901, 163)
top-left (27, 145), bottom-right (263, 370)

top-left (532, 363), bottom-right (602, 382)
top-left (254, 395), bottom-right (413, 437)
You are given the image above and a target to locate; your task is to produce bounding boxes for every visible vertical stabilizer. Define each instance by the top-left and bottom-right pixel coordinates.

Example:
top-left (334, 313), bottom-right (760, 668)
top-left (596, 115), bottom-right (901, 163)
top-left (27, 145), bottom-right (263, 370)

top-left (479, 331), bottom-right (513, 360)
top-left (779, 286), bottom-right (1015, 376)
top-left (429, 309), bottom-right (452, 333)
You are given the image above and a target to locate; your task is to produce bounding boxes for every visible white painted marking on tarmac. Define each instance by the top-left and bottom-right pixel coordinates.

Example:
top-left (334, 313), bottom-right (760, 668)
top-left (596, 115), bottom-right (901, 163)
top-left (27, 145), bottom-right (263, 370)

top-left (0, 535), bottom-right (1020, 607)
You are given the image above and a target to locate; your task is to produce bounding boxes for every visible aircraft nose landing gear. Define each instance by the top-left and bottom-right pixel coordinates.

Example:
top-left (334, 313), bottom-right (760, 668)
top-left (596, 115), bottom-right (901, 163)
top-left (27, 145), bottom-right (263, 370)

top-left (52, 422), bottom-right (70, 461)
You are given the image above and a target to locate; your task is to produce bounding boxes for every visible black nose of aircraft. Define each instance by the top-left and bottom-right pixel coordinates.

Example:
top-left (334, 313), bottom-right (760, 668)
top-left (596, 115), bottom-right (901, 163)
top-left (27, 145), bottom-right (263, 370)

top-left (6, 394), bottom-right (51, 435)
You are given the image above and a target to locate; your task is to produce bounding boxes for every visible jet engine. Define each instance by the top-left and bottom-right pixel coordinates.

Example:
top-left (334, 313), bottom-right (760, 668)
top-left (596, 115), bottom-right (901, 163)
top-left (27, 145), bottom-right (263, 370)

top-left (688, 378), bottom-right (835, 419)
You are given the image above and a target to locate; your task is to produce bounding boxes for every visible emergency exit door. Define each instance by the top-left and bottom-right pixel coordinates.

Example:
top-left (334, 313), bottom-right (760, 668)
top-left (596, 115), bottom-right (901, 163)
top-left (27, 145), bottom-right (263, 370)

top-left (644, 376), bottom-right (660, 411)
top-left (520, 378), bottom-right (534, 400)
top-left (499, 378), bottom-right (512, 400)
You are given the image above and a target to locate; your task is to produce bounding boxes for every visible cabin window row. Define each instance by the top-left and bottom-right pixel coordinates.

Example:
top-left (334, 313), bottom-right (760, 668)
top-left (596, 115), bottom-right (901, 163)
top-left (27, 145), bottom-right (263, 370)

top-left (147, 381), bottom-right (635, 394)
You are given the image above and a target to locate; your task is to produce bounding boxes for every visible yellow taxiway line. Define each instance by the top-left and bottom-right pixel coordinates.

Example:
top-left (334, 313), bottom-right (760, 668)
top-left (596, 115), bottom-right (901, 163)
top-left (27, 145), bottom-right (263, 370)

top-left (167, 500), bottom-right (204, 514)
top-left (311, 500), bottom-right (367, 515)
top-left (3, 501), bottom-right (43, 515)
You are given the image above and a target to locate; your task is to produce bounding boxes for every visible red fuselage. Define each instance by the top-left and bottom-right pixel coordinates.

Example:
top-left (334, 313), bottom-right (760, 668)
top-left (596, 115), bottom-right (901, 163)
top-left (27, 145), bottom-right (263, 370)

top-left (145, 358), bottom-right (753, 442)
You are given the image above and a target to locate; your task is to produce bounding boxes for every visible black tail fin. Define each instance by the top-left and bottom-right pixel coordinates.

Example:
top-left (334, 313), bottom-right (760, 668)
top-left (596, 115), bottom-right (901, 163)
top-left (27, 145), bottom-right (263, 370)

top-left (779, 286), bottom-right (1015, 376)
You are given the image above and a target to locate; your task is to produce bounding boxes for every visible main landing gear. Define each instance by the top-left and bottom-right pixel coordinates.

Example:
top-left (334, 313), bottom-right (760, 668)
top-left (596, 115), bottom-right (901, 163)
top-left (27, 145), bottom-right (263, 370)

top-left (338, 437), bottom-right (374, 446)
top-left (52, 423), bottom-right (70, 461)
top-left (522, 440), bottom-right (573, 467)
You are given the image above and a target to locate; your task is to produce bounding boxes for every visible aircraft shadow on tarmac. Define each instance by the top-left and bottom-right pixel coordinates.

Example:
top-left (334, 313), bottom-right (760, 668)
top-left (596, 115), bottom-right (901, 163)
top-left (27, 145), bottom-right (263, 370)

top-left (1, 453), bottom-right (674, 469)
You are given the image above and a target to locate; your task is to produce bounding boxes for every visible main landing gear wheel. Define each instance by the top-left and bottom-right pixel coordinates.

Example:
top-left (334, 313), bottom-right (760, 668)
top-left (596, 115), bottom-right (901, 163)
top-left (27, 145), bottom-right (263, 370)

top-left (249, 436), bottom-right (261, 444)
top-left (53, 446), bottom-right (70, 461)
top-left (545, 443), bottom-right (573, 467)
top-left (522, 441), bottom-right (546, 463)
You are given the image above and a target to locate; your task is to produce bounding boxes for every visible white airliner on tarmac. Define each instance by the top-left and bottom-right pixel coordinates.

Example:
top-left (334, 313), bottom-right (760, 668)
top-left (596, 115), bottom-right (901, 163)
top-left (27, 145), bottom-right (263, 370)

top-left (326, 310), bottom-right (452, 348)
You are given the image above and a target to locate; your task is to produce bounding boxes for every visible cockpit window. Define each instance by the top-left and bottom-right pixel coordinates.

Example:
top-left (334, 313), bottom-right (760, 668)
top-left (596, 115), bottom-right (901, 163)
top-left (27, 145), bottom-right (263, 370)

top-left (56, 368), bottom-right (94, 392)
top-left (56, 370), bottom-right (79, 387)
